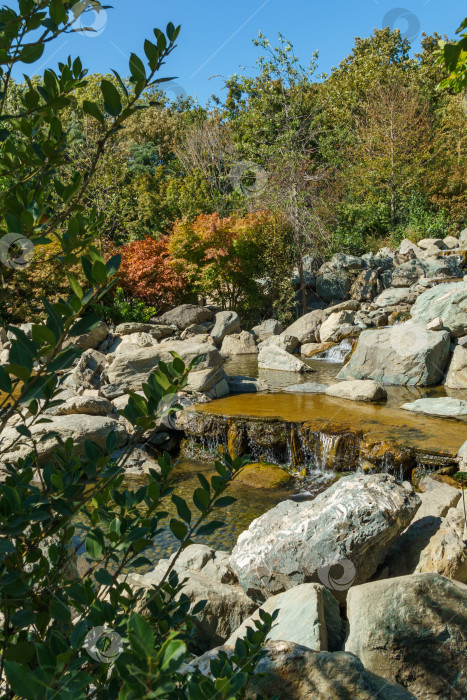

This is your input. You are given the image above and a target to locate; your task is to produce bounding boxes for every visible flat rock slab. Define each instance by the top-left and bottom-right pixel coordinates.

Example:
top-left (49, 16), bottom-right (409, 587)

top-left (229, 473), bottom-right (420, 602)
top-left (325, 380), bottom-right (387, 403)
top-left (401, 397), bottom-right (467, 418)
top-left (283, 382), bottom-right (328, 394)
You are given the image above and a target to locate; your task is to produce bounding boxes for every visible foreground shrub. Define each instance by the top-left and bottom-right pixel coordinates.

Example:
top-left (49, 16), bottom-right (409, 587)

top-left (0, 4), bottom-right (272, 697)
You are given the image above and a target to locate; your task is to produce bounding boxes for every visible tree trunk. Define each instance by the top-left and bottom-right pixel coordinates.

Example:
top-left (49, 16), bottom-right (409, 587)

top-left (298, 255), bottom-right (307, 315)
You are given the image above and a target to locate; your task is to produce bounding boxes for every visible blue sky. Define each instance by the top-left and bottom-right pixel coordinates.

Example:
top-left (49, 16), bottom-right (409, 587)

top-left (28, 0), bottom-right (463, 104)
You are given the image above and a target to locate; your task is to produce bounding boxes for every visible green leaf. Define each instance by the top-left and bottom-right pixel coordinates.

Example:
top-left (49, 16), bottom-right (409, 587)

top-left (159, 638), bottom-right (186, 673)
top-left (129, 53), bottom-right (146, 81)
top-left (128, 614), bottom-right (155, 657)
top-left (169, 518), bottom-right (188, 541)
top-left (31, 324), bottom-right (56, 347)
top-left (172, 494), bottom-right (192, 523)
top-left (101, 79), bottom-right (122, 117)
top-left (106, 254), bottom-right (121, 277)
top-left (19, 43), bottom-right (45, 64)
top-left (444, 43), bottom-right (462, 72)
top-left (67, 274), bottom-right (83, 300)
top-left (95, 568), bottom-right (114, 586)
top-left (11, 609), bottom-right (35, 628)
top-left (83, 99), bottom-right (105, 126)
top-left (5, 661), bottom-right (45, 699)
top-left (85, 531), bottom-right (103, 559)
top-left (0, 365), bottom-right (12, 393)
top-left (69, 314), bottom-right (102, 337)
top-left (92, 259), bottom-right (107, 284)
top-left (47, 346), bottom-right (81, 372)
top-left (196, 520), bottom-right (225, 537)
top-left (213, 496), bottom-right (237, 508)
top-left (50, 598), bottom-right (71, 623)
top-left (193, 487), bottom-right (210, 512)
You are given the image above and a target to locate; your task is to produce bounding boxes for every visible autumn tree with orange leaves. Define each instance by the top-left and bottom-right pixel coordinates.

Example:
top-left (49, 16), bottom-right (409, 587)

top-left (168, 211), bottom-right (293, 319)
top-left (119, 236), bottom-right (187, 311)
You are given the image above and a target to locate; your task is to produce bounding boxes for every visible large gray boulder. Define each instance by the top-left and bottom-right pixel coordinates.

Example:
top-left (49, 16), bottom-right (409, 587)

top-left (443, 235), bottom-right (460, 249)
top-left (1, 415), bottom-right (127, 465)
top-left (229, 473), bottom-right (420, 602)
top-left (284, 309), bottom-right (325, 344)
top-left (70, 349), bottom-right (109, 390)
top-left (225, 583), bottom-right (342, 651)
top-left (445, 345), bottom-right (467, 389)
top-left (411, 281), bottom-right (467, 337)
top-left (337, 323), bottom-right (450, 386)
top-left (69, 320), bottom-right (108, 350)
top-left (53, 395), bottom-right (114, 417)
top-left (186, 641), bottom-right (416, 699)
top-left (106, 341), bottom-right (225, 394)
top-left (251, 319), bottom-right (283, 342)
top-left (345, 574), bottom-right (467, 700)
top-left (160, 304), bottom-right (214, 330)
top-left (417, 237), bottom-right (446, 251)
top-left (258, 332), bottom-right (300, 354)
top-left (395, 239), bottom-right (421, 264)
top-left (220, 330), bottom-right (257, 355)
top-left (373, 287), bottom-right (416, 308)
top-left (115, 322), bottom-right (173, 339)
top-left (316, 269), bottom-right (351, 302)
top-left (210, 310), bottom-right (241, 346)
top-left (376, 477), bottom-right (466, 583)
top-left (350, 269), bottom-right (382, 301)
top-left (258, 345), bottom-right (312, 373)
top-left (329, 253), bottom-right (365, 271)
top-left (391, 258), bottom-right (461, 288)
top-left (319, 310), bottom-right (355, 343)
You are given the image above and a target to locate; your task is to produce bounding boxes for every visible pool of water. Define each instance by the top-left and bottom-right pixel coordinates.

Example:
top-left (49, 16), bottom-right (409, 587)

top-left (74, 458), bottom-right (333, 572)
top-left (224, 354), bottom-right (467, 408)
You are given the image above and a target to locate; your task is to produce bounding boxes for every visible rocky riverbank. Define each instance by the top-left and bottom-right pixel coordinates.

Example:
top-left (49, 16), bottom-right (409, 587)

top-left (125, 472), bottom-right (467, 699)
top-left (1, 233), bottom-right (467, 698)
top-left (1, 233), bottom-right (467, 472)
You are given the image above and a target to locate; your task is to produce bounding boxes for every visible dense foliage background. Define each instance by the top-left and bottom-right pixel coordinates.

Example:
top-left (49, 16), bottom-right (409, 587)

top-left (2, 20), bottom-right (467, 324)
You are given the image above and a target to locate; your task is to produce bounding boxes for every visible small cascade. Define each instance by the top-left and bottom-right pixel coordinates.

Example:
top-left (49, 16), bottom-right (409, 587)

top-left (315, 433), bottom-right (342, 470)
top-left (313, 338), bottom-right (354, 364)
top-left (181, 407), bottom-right (451, 480)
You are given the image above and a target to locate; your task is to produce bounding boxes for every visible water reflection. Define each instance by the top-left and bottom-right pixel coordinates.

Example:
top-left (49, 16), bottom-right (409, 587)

top-left (224, 354), bottom-right (467, 408)
top-left (74, 458), bottom-right (311, 572)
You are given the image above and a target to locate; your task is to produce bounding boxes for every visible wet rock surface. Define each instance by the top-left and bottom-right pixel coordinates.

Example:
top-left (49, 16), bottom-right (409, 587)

top-left (229, 473), bottom-right (420, 601)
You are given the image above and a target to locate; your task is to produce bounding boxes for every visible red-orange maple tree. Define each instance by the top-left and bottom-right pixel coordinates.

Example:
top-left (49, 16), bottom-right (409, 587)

top-left (118, 236), bottom-right (187, 310)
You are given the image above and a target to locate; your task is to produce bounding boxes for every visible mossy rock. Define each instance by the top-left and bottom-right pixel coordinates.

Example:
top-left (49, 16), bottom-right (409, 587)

top-left (236, 463), bottom-right (293, 490)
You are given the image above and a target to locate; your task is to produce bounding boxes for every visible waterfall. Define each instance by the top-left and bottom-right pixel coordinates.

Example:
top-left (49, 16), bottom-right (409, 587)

top-left (313, 338), bottom-right (354, 363)
top-left (315, 433), bottom-right (342, 471)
